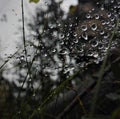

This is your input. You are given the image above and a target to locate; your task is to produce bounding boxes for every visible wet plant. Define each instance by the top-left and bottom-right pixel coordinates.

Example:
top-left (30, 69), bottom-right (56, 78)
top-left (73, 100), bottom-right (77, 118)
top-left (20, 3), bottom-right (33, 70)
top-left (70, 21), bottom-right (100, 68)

top-left (0, 0), bottom-right (120, 119)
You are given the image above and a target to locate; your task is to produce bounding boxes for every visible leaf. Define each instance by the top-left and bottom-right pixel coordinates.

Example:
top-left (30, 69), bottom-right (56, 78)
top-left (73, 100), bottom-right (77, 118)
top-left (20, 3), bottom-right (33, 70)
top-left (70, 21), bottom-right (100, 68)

top-left (29, 0), bottom-right (40, 3)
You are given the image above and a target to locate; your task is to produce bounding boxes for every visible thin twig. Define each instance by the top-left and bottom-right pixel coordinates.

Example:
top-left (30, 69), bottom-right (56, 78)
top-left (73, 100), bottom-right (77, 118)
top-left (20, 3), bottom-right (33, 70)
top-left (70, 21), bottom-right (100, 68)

top-left (0, 49), bottom-right (20, 70)
top-left (21, 0), bottom-right (28, 65)
top-left (17, 0), bottom-right (32, 99)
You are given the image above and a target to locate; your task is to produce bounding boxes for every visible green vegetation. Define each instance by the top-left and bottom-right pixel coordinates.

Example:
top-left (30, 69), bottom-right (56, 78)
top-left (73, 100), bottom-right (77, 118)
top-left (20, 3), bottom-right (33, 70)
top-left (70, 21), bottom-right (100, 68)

top-left (0, 0), bottom-right (120, 119)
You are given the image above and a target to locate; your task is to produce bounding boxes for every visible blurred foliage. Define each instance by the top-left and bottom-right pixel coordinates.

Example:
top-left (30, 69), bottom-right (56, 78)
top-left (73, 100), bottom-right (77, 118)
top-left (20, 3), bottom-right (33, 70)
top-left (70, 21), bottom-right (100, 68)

top-left (29, 0), bottom-right (40, 3)
top-left (0, 0), bottom-right (120, 119)
top-left (112, 107), bottom-right (120, 119)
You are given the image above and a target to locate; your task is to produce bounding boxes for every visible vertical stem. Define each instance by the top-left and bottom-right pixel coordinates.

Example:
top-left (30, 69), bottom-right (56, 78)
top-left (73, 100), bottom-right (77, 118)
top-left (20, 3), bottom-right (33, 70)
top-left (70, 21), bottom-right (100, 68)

top-left (21, 0), bottom-right (28, 67)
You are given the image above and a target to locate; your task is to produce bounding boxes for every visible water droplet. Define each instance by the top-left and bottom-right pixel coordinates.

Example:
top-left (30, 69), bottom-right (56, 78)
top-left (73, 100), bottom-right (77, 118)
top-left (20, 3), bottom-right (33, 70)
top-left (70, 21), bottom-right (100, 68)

top-left (45, 2), bottom-right (48, 6)
top-left (87, 51), bottom-right (94, 56)
top-left (91, 23), bottom-right (97, 31)
top-left (73, 32), bottom-right (77, 37)
top-left (90, 40), bottom-right (98, 48)
top-left (20, 55), bottom-right (24, 60)
top-left (104, 32), bottom-right (110, 39)
top-left (86, 13), bottom-right (91, 19)
top-left (92, 8), bottom-right (95, 11)
top-left (78, 48), bottom-right (84, 53)
top-left (99, 30), bottom-right (105, 35)
top-left (81, 32), bottom-right (88, 40)
top-left (101, 6), bottom-right (104, 11)
top-left (59, 48), bottom-right (68, 55)
top-left (110, 17), bottom-right (115, 21)
top-left (29, 78), bottom-right (32, 82)
top-left (110, 0), bottom-right (114, 3)
top-left (96, 2), bottom-right (100, 5)
top-left (107, 12), bottom-right (111, 17)
top-left (106, 20), bottom-right (110, 25)
top-left (69, 24), bottom-right (73, 27)
top-left (93, 53), bottom-right (98, 58)
top-left (59, 33), bottom-right (64, 39)
top-left (81, 25), bottom-right (87, 31)
top-left (73, 38), bottom-right (79, 43)
top-left (44, 54), bottom-right (47, 57)
top-left (59, 40), bottom-right (64, 45)
top-left (98, 43), bottom-right (103, 49)
top-left (94, 14), bottom-right (100, 19)
top-left (111, 22), bottom-right (115, 28)
top-left (58, 23), bottom-right (61, 27)
top-left (66, 33), bottom-right (70, 37)
top-left (101, 20), bottom-right (106, 25)
top-left (52, 48), bottom-right (57, 53)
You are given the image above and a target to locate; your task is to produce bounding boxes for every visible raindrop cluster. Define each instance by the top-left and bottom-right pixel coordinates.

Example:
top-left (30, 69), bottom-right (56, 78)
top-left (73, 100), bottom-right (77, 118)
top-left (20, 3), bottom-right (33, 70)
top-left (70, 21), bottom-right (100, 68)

top-left (60, 1), bottom-right (120, 70)
top-left (16, 0), bottom-right (120, 83)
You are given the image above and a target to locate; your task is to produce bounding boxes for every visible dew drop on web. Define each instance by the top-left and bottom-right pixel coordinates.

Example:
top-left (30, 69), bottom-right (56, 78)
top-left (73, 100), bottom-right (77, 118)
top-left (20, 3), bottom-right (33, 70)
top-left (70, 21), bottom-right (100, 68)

top-left (94, 14), bottom-right (100, 19)
top-left (85, 13), bottom-right (91, 19)
top-left (81, 25), bottom-right (87, 31)
top-left (81, 32), bottom-right (88, 40)
top-left (91, 23), bottom-right (97, 31)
